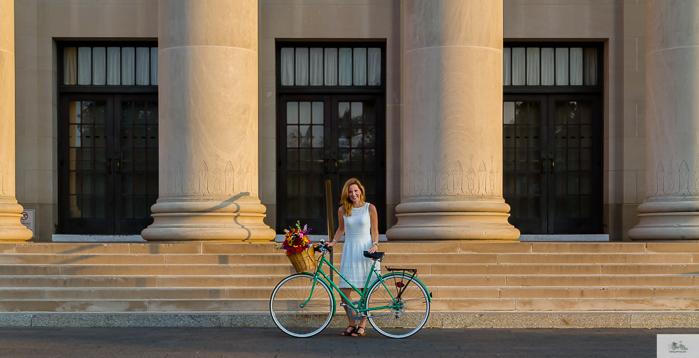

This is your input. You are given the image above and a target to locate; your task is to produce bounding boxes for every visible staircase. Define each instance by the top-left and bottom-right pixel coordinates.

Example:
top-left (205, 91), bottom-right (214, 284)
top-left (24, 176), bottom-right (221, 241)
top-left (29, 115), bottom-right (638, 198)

top-left (0, 241), bottom-right (697, 315)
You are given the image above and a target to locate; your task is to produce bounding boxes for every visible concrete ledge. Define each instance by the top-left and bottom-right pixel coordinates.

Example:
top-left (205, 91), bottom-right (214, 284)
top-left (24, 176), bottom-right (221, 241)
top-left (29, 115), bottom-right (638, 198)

top-left (1, 312), bottom-right (697, 328)
top-left (52, 235), bottom-right (146, 243)
top-left (518, 235), bottom-right (609, 242)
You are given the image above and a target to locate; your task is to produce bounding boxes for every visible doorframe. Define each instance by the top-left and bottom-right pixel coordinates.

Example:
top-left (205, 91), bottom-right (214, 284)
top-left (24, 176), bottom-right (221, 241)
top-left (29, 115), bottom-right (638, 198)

top-left (502, 94), bottom-right (604, 234)
top-left (58, 94), bottom-right (159, 235)
top-left (275, 94), bottom-right (387, 234)
top-left (275, 41), bottom-right (387, 234)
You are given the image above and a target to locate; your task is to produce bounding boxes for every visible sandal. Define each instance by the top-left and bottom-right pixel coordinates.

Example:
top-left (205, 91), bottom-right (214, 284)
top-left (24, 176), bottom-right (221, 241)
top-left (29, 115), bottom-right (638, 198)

top-left (340, 325), bottom-right (355, 336)
top-left (351, 326), bottom-right (366, 337)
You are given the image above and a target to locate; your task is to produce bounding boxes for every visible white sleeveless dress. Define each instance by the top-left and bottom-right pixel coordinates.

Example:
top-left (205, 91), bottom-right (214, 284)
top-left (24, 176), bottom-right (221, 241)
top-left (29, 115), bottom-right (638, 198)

top-left (339, 203), bottom-right (378, 288)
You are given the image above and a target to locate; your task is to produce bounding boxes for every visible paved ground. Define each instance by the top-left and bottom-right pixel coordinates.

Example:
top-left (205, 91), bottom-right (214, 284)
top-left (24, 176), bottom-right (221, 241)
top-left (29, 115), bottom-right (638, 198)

top-left (1, 327), bottom-right (697, 357)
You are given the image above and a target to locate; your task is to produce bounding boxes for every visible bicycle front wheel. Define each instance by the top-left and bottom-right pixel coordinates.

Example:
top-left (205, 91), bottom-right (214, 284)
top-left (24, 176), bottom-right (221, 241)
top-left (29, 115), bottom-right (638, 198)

top-left (365, 273), bottom-right (430, 339)
top-left (269, 273), bottom-right (334, 338)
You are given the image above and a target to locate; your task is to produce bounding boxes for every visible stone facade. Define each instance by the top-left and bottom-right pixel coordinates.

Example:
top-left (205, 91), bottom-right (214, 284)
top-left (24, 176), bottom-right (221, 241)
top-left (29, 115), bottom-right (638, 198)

top-left (2, 0), bottom-right (693, 242)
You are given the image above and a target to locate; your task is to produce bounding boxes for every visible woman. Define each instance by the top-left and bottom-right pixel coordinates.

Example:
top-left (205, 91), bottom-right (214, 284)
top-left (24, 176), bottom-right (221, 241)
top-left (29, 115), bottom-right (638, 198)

top-left (327, 178), bottom-right (379, 337)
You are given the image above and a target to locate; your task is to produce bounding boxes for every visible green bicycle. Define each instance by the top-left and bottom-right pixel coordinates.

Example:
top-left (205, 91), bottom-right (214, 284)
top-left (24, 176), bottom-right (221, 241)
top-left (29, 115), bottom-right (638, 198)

top-left (269, 241), bottom-right (432, 339)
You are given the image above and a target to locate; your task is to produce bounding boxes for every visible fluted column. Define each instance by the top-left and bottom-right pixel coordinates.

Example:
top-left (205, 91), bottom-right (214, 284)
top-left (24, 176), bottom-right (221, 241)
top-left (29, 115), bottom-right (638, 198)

top-left (142, 0), bottom-right (275, 241)
top-left (0, 0), bottom-right (32, 241)
top-left (386, 0), bottom-right (519, 240)
top-left (629, 0), bottom-right (699, 240)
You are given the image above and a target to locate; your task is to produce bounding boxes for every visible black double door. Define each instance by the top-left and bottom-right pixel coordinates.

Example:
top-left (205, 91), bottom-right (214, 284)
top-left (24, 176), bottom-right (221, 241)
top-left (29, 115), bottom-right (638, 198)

top-left (278, 95), bottom-right (385, 234)
top-left (59, 94), bottom-right (158, 235)
top-left (503, 94), bottom-right (602, 234)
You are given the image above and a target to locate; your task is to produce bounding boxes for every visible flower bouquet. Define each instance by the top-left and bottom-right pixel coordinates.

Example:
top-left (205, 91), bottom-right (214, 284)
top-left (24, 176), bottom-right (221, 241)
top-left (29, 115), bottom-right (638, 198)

top-left (277, 221), bottom-right (316, 273)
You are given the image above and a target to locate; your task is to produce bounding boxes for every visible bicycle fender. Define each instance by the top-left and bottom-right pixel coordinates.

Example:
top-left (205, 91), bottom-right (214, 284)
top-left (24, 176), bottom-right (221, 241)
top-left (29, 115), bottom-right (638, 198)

top-left (377, 272), bottom-right (432, 303)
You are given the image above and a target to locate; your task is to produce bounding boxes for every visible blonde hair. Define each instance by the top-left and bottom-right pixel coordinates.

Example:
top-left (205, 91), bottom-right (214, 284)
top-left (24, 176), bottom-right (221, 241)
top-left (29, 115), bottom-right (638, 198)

top-left (340, 178), bottom-right (366, 217)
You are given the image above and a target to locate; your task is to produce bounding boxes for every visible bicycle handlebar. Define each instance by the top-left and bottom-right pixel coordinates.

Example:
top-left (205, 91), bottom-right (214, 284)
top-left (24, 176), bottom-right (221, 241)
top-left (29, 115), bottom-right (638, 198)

top-left (314, 239), bottom-right (332, 253)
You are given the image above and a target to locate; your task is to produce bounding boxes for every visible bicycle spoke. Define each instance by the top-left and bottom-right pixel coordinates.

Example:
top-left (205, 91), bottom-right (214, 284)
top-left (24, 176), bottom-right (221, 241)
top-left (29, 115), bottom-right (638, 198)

top-left (270, 274), bottom-right (334, 338)
top-left (365, 273), bottom-right (430, 339)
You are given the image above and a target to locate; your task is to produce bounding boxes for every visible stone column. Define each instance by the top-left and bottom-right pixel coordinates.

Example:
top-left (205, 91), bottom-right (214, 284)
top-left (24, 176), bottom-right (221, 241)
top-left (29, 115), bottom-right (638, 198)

top-left (0, 0), bottom-right (32, 241)
top-left (142, 0), bottom-right (275, 241)
top-left (386, 0), bottom-right (519, 240)
top-left (629, 0), bottom-right (699, 240)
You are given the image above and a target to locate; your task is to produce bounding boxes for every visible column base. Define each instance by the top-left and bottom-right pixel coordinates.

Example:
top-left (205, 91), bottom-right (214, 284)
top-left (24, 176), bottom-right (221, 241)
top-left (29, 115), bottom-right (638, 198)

top-left (386, 199), bottom-right (520, 240)
top-left (141, 197), bottom-right (276, 241)
top-left (628, 197), bottom-right (699, 240)
top-left (0, 199), bottom-right (33, 241)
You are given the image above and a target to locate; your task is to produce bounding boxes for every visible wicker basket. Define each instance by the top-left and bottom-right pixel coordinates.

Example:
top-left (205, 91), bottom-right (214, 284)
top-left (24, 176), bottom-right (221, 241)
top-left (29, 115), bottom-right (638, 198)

top-left (287, 246), bottom-right (317, 273)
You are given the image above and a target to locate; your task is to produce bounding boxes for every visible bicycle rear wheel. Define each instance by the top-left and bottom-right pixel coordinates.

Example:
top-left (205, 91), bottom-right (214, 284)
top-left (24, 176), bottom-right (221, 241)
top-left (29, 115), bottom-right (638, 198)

top-left (365, 273), bottom-right (430, 338)
top-left (269, 273), bottom-right (334, 338)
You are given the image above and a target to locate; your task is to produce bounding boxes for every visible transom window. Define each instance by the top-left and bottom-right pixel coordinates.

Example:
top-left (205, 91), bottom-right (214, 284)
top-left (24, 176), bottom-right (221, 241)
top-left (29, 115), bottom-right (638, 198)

top-left (280, 46), bottom-right (382, 87)
top-left (503, 46), bottom-right (599, 86)
top-left (63, 46), bottom-right (158, 86)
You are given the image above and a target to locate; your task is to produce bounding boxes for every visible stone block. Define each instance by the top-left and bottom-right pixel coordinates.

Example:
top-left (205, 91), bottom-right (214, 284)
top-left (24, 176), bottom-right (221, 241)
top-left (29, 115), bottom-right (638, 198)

top-left (13, 243), bottom-right (130, 254)
top-left (600, 264), bottom-right (699, 275)
top-left (431, 287), bottom-right (499, 299)
top-left (155, 276), bottom-right (282, 288)
top-left (500, 288), bottom-right (614, 299)
top-left (530, 242), bottom-right (645, 253)
top-left (202, 242), bottom-right (277, 254)
top-left (0, 300), bottom-right (148, 313)
top-left (615, 288), bottom-right (699, 299)
top-left (623, 170), bottom-right (637, 203)
top-left (0, 265), bottom-right (60, 275)
top-left (430, 298), bottom-right (515, 312)
top-left (431, 264), bottom-right (601, 275)
top-left (418, 275), bottom-right (507, 287)
top-left (163, 253), bottom-right (288, 265)
top-left (2, 253), bottom-right (162, 266)
top-left (497, 253), bottom-right (693, 264)
top-left (647, 242), bottom-right (699, 253)
top-left (504, 275), bottom-right (698, 287)
top-left (460, 242), bottom-right (531, 253)
top-left (57, 264), bottom-right (232, 276)
top-left (384, 253), bottom-right (498, 264)
top-left (0, 288), bottom-right (46, 299)
top-left (128, 243), bottom-right (202, 254)
top-left (515, 298), bottom-right (699, 311)
top-left (384, 241), bottom-right (460, 254)
top-left (629, 313), bottom-right (699, 328)
top-left (146, 299), bottom-right (269, 312)
top-left (0, 313), bottom-right (32, 327)
top-left (0, 243), bottom-right (16, 254)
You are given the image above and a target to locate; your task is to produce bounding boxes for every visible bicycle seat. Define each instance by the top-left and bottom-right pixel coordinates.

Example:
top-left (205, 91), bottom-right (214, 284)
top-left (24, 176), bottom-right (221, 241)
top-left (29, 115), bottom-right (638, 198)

top-left (363, 251), bottom-right (384, 261)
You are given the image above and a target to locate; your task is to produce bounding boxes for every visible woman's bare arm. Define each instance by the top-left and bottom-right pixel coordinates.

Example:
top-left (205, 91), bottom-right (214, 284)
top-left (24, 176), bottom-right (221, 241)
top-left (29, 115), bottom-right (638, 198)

top-left (368, 204), bottom-right (379, 253)
top-left (327, 207), bottom-right (345, 247)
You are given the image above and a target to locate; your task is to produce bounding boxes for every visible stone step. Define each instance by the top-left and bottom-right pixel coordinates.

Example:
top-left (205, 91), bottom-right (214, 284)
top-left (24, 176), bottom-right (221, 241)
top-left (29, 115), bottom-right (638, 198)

top-left (431, 264), bottom-right (699, 275)
top-left (2, 241), bottom-right (699, 256)
top-left (0, 252), bottom-right (695, 266)
top-left (6, 263), bottom-right (699, 276)
top-left (1, 296), bottom-right (698, 313)
top-left (3, 286), bottom-right (696, 301)
top-left (504, 274), bottom-right (699, 287)
top-left (1, 273), bottom-right (696, 289)
top-left (0, 242), bottom-right (279, 255)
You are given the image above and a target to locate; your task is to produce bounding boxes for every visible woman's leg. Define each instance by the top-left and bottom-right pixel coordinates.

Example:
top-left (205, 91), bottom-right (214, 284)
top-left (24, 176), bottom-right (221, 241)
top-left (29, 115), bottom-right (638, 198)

top-left (340, 288), bottom-right (356, 328)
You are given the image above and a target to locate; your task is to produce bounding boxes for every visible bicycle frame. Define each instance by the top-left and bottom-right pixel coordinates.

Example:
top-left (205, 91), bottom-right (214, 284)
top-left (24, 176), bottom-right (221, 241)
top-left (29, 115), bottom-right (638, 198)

top-left (301, 248), bottom-right (400, 316)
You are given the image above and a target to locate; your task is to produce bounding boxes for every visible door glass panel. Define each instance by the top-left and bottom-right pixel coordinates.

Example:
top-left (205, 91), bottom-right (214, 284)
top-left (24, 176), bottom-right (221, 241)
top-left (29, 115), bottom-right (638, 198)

top-left (120, 100), bottom-right (158, 222)
top-left (552, 100), bottom-right (596, 230)
top-left (503, 100), bottom-right (543, 233)
top-left (68, 101), bottom-right (109, 220)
